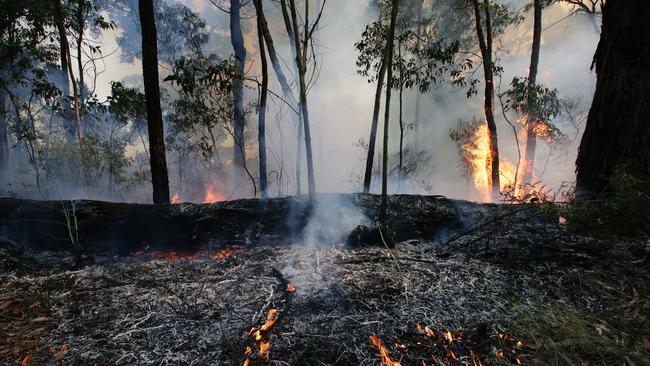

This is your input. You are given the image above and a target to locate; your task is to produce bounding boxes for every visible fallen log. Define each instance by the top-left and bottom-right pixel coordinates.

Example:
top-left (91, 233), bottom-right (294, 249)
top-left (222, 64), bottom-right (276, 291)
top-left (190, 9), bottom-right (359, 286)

top-left (0, 193), bottom-right (467, 254)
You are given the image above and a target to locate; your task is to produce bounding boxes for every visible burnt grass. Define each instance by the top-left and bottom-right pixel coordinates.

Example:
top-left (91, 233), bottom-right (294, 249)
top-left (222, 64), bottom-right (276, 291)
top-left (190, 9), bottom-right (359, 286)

top-left (1, 194), bottom-right (649, 365)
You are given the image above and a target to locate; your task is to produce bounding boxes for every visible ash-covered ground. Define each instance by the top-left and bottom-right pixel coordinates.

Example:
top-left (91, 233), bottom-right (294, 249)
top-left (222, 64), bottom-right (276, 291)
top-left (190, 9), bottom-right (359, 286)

top-left (1, 197), bottom-right (649, 365)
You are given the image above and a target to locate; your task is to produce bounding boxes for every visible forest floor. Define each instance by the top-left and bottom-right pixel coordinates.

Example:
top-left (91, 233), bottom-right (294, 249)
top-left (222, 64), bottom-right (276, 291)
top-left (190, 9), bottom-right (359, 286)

top-left (1, 196), bottom-right (649, 365)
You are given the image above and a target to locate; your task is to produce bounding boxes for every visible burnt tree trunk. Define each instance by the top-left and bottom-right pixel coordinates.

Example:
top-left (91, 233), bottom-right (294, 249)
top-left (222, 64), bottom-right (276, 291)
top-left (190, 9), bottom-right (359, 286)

top-left (576, 1), bottom-right (650, 195)
top-left (521, 0), bottom-right (542, 186)
top-left (380, 0), bottom-right (400, 221)
top-left (138, 0), bottom-right (170, 204)
top-left (472, 0), bottom-right (500, 201)
top-left (230, 0), bottom-right (247, 170)
top-left (254, 0), bottom-right (269, 199)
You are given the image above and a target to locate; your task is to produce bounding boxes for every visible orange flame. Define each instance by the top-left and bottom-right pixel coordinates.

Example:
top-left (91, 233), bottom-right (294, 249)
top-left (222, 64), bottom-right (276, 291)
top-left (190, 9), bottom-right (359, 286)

top-left (132, 248), bottom-right (241, 261)
top-left (370, 335), bottom-right (402, 366)
top-left (462, 124), bottom-right (518, 202)
top-left (445, 330), bottom-right (453, 344)
top-left (21, 355), bottom-right (30, 366)
top-left (286, 283), bottom-right (296, 292)
top-left (171, 192), bottom-right (180, 204)
top-left (203, 184), bottom-right (225, 203)
top-left (248, 308), bottom-right (279, 359)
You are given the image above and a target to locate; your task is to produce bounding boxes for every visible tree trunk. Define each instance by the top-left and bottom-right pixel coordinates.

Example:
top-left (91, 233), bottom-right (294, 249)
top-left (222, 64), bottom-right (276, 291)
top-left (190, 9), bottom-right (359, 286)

top-left (230, 0), bottom-right (247, 170)
top-left (53, 0), bottom-right (75, 142)
top-left (472, 0), bottom-right (500, 201)
top-left (521, 0), bottom-right (542, 186)
top-left (254, 0), bottom-right (269, 199)
top-left (76, 0), bottom-right (85, 106)
top-left (362, 42), bottom-right (388, 193)
top-left (288, 0), bottom-right (316, 200)
top-left (398, 40), bottom-right (404, 176)
top-left (576, 1), bottom-right (650, 195)
top-left (0, 89), bottom-right (7, 177)
top-left (279, 0), bottom-right (303, 195)
top-left (379, 0), bottom-right (400, 222)
top-left (138, 0), bottom-right (170, 204)
top-left (412, 0), bottom-right (423, 151)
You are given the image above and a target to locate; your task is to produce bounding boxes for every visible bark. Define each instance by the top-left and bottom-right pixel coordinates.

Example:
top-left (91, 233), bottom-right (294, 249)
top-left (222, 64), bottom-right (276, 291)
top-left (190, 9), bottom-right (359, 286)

top-left (138, 0), bottom-right (170, 204)
top-left (521, 0), bottom-right (542, 186)
top-left (412, 0), bottom-right (423, 151)
top-left (398, 40), bottom-right (404, 175)
top-left (230, 0), bottom-right (247, 170)
top-left (472, 0), bottom-right (500, 201)
top-left (254, 0), bottom-right (269, 199)
top-left (0, 89), bottom-right (7, 176)
top-left (362, 57), bottom-right (388, 193)
top-left (379, 0), bottom-right (400, 221)
top-left (287, 0), bottom-right (317, 200)
top-left (575, 1), bottom-right (650, 195)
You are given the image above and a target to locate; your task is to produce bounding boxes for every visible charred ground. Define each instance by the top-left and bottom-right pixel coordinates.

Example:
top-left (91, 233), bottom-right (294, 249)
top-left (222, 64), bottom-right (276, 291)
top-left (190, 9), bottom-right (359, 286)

top-left (1, 194), bottom-right (649, 365)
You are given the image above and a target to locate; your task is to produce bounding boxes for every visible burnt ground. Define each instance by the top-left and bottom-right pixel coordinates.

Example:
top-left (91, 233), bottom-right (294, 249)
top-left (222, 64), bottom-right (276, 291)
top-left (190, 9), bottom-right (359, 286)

top-left (1, 196), bottom-right (649, 365)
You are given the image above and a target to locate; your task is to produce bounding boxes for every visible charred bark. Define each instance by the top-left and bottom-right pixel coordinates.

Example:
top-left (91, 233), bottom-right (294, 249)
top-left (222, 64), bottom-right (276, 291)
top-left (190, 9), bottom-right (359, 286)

top-left (0, 90), bottom-right (7, 177)
top-left (521, 0), bottom-right (542, 186)
top-left (230, 0), bottom-right (247, 170)
top-left (380, 0), bottom-right (400, 221)
top-left (362, 49), bottom-right (388, 194)
top-left (576, 1), bottom-right (650, 195)
top-left (53, 0), bottom-right (75, 142)
top-left (254, 0), bottom-right (269, 199)
top-left (138, 0), bottom-right (170, 204)
top-left (472, 0), bottom-right (500, 201)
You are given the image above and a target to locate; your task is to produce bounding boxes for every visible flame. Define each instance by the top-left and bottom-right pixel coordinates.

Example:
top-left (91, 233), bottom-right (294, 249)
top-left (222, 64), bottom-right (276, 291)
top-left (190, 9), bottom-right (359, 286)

top-left (416, 324), bottom-right (436, 337)
top-left (132, 248), bottom-right (241, 261)
top-left (445, 330), bottom-right (453, 344)
top-left (462, 124), bottom-right (518, 202)
top-left (21, 355), bottom-right (30, 366)
top-left (247, 308), bottom-right (279, 359)
top-left (171, 192), bottom-right (180, 204)
top-left (203, 183), bottom-right (225, 203)
top-left (370, 335), bottom-right (402, 366)
top-left (286, 283), bottom-right (296, 292)
top-left (51, 344), bottom-right (68, 359)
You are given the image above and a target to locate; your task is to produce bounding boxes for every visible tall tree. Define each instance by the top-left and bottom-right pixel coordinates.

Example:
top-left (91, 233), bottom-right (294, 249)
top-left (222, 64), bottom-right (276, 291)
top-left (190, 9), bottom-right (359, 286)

top-left (0, 90), bottom-right (6, 177)
top-left (521, 0), bottom-right (542, 185)
top-left (575, 0), bottom-right (650, 195)
top-left (471, 0), bottom-right (500, 200)
top-left (230, 0), bottom-right (247, 171)
top-left (379, 0), bottom-right (400, 221)
top-left (138, 0), bottom-right (170, 204)
top-left (281, 0), bottom-right (325, 200)
top-left (253, 0), bottom-right (268, 199)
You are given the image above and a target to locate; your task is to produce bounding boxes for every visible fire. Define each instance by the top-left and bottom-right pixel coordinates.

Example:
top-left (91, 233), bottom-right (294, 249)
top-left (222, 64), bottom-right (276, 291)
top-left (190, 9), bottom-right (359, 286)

top-left (203, 183), bottom-right (225, 203)
top-left (445, 330), bottom-right (454, 344)
top-left (370, 335), bottom-right (402, 366)
top-left (132, 248), bottom-right (241, 261)
top-left (416, 324), bottom-right (435, 337)
top-left (171, 192), bottom-right (180, 204)
top-left (21, 355), bottom-right (30, 366)
top-left (286, 283), bottom-right (296, 292)
top-left (462, 124), bottom-right (518, 202)
top-left (244, 308), bottom-right (280, 363)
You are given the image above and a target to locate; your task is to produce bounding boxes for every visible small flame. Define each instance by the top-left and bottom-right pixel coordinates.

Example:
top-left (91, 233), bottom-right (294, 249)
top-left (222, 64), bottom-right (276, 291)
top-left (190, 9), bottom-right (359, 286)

top-left (286, 283), bottom-right (296, 292)
top-left (204, 183), bottom-right (225, 203)
top-left (249, 308), bottom-right (279, 358)
top-left (21, 355), bottom-right (30, 366)
top-left (370, 335), bottom-right (402, 366)
top-left (132, 248), bottom-right (241, 261)
top-left (445, 330), bottom-right (453, 344)
top-left (171, 192), bottom-right (180, 204)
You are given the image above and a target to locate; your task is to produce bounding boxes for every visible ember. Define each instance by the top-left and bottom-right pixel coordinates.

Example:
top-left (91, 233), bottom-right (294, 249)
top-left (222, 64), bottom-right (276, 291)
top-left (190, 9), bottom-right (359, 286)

top-left (131, 248), bottom-right (242, 261)
top-left (286, 283), bottom-right (296, 292)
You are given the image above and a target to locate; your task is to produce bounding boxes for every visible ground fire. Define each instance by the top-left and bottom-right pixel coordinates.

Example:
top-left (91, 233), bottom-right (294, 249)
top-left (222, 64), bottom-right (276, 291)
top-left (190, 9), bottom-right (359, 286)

top-left (1, 0), bottom-right (649, 365)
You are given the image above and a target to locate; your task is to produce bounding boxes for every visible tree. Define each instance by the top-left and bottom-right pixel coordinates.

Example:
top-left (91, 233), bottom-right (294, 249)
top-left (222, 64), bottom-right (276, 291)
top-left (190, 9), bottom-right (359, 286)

top-left (138, 0), bottom-right (170, 204)
top-left (471, 0), bottom-right (500, 201)
top-left (280, 0), bottom-right (326, 200)
top-left (521, 0), bottom-right (542, 185)
top-left (230, 0), bottom-right (247, 171)
top-left (379, 0), bottom-right (400, 221)
top-left (575, 0), bottom-right (650, 195)
top-left (253, 0), bottom-right (268, 199)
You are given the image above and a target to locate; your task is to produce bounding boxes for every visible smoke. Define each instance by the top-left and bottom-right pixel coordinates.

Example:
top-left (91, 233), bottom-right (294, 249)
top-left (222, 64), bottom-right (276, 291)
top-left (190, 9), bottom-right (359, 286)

top-left (1, 0), bottom-right (600, 203)
top-left (301, 194), bottom-right (371, 247)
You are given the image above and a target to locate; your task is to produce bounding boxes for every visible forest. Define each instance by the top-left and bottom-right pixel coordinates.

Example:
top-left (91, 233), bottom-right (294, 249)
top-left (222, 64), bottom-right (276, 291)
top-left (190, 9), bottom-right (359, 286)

top-left (1, 0), bottom-right (649, 365)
